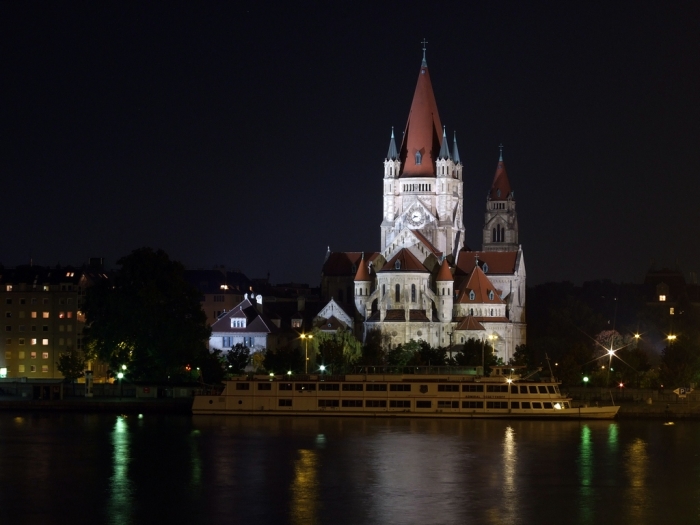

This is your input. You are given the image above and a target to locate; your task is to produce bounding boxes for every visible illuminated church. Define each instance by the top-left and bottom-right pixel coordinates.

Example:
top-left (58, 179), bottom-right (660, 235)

top-left (320, 49), bottom-right (526, 362)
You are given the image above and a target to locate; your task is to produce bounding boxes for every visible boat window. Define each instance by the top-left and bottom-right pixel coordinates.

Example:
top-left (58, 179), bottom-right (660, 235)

top-left (547, 386), bottom-right (556, 394)
top-left (543, 402), bottom-right (553, 409)
top-left (555, 387), bottom-right (561, 395)
top-left (520, 386), bottom-right (528, 394)
top-left (486, 385), bottom-right (508, 393)
top-left (486, 401), bottom-right (508, 409)
top-left (235, 383), bottom-right (250, 390)
top-left (279, 383), bottom-right (293, 390)
top-left (366, 400), bottom-right (387, 407)
top-left (462, 401), bottom-right (483, 409)
top-left (278, 399), bottom-right (292, 407)
top-left (257, 383), bottom-right (272, 390)
top-left (390, 400), bottom-right (411, 408)
top-left (438, 384), bottom-right (459, 392)
top-left (318, 399), bottom-right (340, 407)
top-left (511, 386), bottom-right (518, 394)
top-left (511, 402), bottom-right (520, 409)
top-left (538, 386), bottom-right (548, 394)
top-left (319, 383), bottom-right (340, 391)
top-left (521, 402), bottom-right (531, 409)
top-left (564, 402), bottom-right (570, 409)
top-left (366, 384), bottom-right (387, 391)
top-left (532, 402), bottom-right (543, 409)
top-left (463, 384), bottom-right (483, 392)
top-left (416, 401), bottom-right (432, 408)
top-left (342, 384), bottom-right (363, 391)
top-left (438, 401), bottom-right (459, 408)
top-left (295, 383), bottom-right (316, 391)
top-left (342, 399), bottom-right (363, 407)
top-left (390, 384), bottom-right (411, 391)
top-left (528, 386), bottom-right (538, 394)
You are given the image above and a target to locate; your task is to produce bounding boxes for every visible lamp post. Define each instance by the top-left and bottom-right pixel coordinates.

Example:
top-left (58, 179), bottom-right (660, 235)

top-left (301, 334), bottom-right (313, 374)
top-left (117, 364), bottom-right (126, 399)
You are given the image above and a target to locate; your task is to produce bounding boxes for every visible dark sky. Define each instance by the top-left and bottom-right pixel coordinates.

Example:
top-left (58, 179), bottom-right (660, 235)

top-left (2, 1), bottom-right (699, 286)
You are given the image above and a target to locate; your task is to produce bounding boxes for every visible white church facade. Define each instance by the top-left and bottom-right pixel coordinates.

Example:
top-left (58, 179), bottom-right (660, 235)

top-left (320, 50), bottom-right (526, 363)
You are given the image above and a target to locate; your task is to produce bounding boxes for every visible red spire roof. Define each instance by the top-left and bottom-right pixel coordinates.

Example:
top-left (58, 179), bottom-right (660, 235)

top-left (456, 265), bottom-right (504, 304)
top-left (489, 153), bottom-right (512, 201)
top-left (354, 255), bottom-right (372, 281)
top-left (380, 248), bottom-right (429, 273)
top-left (399, 63), bottom-right (443, 178)
top-left (436, 258), bottom-right (453, 281)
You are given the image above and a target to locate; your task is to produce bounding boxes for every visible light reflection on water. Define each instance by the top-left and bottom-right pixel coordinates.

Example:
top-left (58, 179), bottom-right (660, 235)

top-left (3, 415), bottom-right (700, 524)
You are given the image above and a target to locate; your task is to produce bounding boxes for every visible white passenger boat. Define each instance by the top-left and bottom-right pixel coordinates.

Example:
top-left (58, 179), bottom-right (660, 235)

top-left (192, 366), bottom-right (619, 419)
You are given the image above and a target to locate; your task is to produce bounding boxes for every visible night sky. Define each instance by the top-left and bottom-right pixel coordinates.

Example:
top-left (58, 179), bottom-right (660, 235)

top-left (3, 2), bottom-right (699, 286)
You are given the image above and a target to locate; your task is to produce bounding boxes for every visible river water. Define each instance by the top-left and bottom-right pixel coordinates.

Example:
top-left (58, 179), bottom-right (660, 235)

top-left (0, 413), bottom-right (698, 525)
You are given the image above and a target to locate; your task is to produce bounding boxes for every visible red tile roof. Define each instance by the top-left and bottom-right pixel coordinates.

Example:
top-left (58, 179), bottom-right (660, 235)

top-left (322, 252), bottom-right (380, 277)
top-left (412, 230), bottom-right (442, 256)
top-left (316, 316), bottom-right (347, 331)
top-left (436, 259), bottom-right (453, 281)
top-left (399, 64), bottom-right (443, 178)
top-left (456, 266), bottom-right (504, 304)
top-left (455, 316), bottom-right (485, 331)
top-left (489, 159), bottom-right (512, 200)
top-left (384, 309), bottom-right (406, 321)
top-left (409, 309), bottom-right (430, 322)
top-left (354, 254), bottom-right (372, 281)
top-left (380, 248), bottom-right (429, 273)
top-left (455, 250), bottom-right (518, 276)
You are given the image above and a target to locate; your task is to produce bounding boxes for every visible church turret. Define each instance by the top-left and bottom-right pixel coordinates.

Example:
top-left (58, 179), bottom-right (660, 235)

top-left (382, 128), bottom-right (402, 248)
top-left (453, 131), bottom-right (463, 181)
top-left (482, 145), bottom-right (519, 252)
top-left (354, 254), bottom-right (372, 318)
top-left (435, 258), bottom-right (454, 322)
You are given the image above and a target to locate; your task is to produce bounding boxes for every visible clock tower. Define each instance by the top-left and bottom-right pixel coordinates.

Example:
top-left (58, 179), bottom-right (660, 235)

top-left (380, 48), bottom-right (464, 259)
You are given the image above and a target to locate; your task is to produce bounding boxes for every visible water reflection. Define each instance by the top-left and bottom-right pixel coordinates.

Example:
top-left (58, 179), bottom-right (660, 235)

top-left (624, 437), bottom-right (649, 523)
top-left (501, 426), bottom-right (518, 523)
top-left (108, 416), bottom-right (132, 525)
top-left (290, 449), bottom-right (319, 525)
top-left (578, 424), bottom-right (594, 525)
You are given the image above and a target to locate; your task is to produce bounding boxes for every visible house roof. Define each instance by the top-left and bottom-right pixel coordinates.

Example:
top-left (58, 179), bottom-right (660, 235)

top-left (210, 297), bottom-right (279, 334)
top-left (365, 309), bottom-right (434, 323)
top-left (354, 254), bottom-right (372, 281)
top-left (456, 265), bottom-right (504, 304)
top-left (398, 59), bottom-right (443, 178)
top-left (412, 230), bottom-right (442, 256)
top-left (380, 248), bottom-right (429, 273)
top-left (316, 315), bottom-right (347, 331)
top-left (455, 316), bottom-right (486, 331)
top-left (455, 250), bottom-right (518, 276)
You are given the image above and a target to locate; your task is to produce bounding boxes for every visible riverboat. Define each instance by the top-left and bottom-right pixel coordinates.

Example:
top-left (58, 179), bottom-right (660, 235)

top-left (192, 366), bottom-right (619, 419)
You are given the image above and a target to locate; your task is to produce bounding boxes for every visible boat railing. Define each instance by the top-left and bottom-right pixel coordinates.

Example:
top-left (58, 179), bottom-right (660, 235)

top-left (352, 365), bottom-right (482, 376)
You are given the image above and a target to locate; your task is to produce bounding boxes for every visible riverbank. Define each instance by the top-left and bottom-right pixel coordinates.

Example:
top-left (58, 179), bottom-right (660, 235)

top-left (0, 396), bottom-right (192, 414)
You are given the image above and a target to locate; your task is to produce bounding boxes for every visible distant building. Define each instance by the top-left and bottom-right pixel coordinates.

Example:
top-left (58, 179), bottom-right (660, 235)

top-left (0, 263), bottom-right (108, 380)
top-left (321, 50), bottom-right (526, 362)
top-left (209, 295), bottom-right (280, 353)
top-left (183, 268), bottom-right (250, 325)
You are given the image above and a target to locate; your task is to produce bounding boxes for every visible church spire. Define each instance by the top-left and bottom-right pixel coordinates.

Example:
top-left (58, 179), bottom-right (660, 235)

top-left (386, 127), bottom-right (398, 160)
top-left (421, 38), bottom-right (428, 67)
top-left (398, 44), bottom-right (443, 178)
top-left (438, 126), bottom-right (451, 160)
top-left (453, 131), bottom-right (461, 164)
top-left (489, 144), bottom-right (512, 201)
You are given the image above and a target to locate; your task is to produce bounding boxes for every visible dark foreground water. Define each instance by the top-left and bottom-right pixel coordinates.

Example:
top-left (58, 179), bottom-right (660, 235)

top-left (1, 413), bottom-right (698, 525)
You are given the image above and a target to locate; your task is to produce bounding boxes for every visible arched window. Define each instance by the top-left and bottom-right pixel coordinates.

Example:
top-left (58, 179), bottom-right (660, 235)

top-left (490, 308), bottom-right (494, 316)
top-left (395, 284), bottom-right (401, 302)
top-left (415, 151), bottom-right (422, 165)
top-left (469, 291), bottom-right (475, 301)
top-left (470, 308), bottom-right (474, 316)
top-left (488, 290), bottom-right (494, 300)
top-left (382, 284), bottom-right (385, 297)
top-left (359, 288), bottom-right (362, 296)
top-left (492, 228), bottom-right (496, 242)
top-left (483, 264), bottom-right (489, 273)
top-left (442, 287), bottom-right (445, 296)
top-left (395, 260), bottom-right (401, 270)
top-left (411, 284), bottom-right (416, 302)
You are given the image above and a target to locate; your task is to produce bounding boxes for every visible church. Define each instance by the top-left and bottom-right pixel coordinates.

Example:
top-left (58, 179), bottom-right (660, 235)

top-left (320, 49), bottom-right (526, 363)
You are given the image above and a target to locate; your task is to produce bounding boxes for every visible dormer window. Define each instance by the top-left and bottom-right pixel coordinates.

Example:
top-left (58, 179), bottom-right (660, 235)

top-left (231, 318), bottom-right (246, 328)
top-left (415, 151), bottom-right (422, 165)
top-left (395, 260), bottom-right (401, 270)
top-left (469, 291), bottom-right (475, 301)
top-left (351, 265), bottom-right (357, 274)
top-left (488, 290), bottom-right (494, 300)
top-left (483, 263), bottom-right (489, 273)
top-left (497, 189), bottom-right (501, 197)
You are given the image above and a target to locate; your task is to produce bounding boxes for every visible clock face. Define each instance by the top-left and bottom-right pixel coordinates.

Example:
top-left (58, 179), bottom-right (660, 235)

top-left (412, 211), bottom-right (421, 222)
top-left (409, 209), bottom-right (423, 227)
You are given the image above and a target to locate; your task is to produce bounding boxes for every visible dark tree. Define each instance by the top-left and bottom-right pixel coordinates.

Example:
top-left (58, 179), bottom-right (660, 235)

top-left (317, 338), bottom-right (346, 373)
top-left (358, 328), bottom-right (385, 366)
top-left (82, 248), bottom-right (211, 381)
top-left (56, 349), bottom-right (86, 383)
top-left (453, 338), bottom-right (498, 372)
top-left (660, 336), bottom-right (700, 388)
top-left (263, 345), bottom-right (304, 374)
top-left (225, 344), bottom-right (251, 375)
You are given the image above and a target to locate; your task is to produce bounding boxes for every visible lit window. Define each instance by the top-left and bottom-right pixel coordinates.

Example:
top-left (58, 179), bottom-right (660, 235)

top-left (43, 286), bottom-right (49, 292)
top-left (67, 311), bottom-right (73, 318)
top-left (5, 285), bottom-right (12, 291)
top-left (670, 307), bottom-right (675, 315)
top-left (292, 319), bottom-right (302, 328)
top-left (42, 339), bottom-right (49, 346)
top-left (41, 365), bottom-right (48, 373)
top-left (30, 352), bottom-right (36, 359)
top-left (59, 312), bottom-right (65, 319)
top-left (31, 312), bottom-right (37, 318)
top-left (42, 312), bottom-right (49, 318)
top-left (18, 351), bottom-right (25, 359)
top-left (30, 339), bottom-right (37, 345)
top-left (42, 352), bottom-right (49, 359)
top-left (659, 295), bottom-right (666, 302)
top-left (18, 365), bottom-right (25, 373)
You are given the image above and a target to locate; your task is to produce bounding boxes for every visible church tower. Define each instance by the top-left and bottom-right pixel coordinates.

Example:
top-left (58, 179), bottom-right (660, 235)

top-left (482, 145), bottom-right (519, 252)
top-left (380, 46), bottom-right (465, 259)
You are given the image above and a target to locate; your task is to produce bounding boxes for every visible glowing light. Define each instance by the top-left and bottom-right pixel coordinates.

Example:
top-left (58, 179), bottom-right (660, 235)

top-left (634, 333), bottom-right (640, 339)
top-left (117, 372), bottom-right (124, 379)
top-left (121, 364), bottom-right (127, 370)
top-left (269, 372), bottom-right (274, 377)
top-left (607, 348), bottom-right (615, 357)
top-left (553, 403), bottom-right (562, 409)
top-left (287, 370), bottom-right (292, 375)
top-left (319, 365), bottom-right (326, 372)
top-left (583, 376), bottom-right (589, 383)
top-left (506, 378), bottom-right (512, 383)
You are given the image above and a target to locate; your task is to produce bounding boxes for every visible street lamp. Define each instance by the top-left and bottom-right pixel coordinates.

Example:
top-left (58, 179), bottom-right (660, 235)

top-left (301, 334), bottom-right (313, 374)
top-left (667, 334), bottom-right (677, 344)
top-left (117, 365), bottom-right (126, 399)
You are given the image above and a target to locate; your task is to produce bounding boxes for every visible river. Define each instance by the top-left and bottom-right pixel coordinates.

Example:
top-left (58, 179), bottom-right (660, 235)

top-left (0, 413), bottom-right (698, 524)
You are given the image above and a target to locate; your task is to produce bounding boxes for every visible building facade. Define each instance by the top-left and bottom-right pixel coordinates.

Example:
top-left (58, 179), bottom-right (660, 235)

top-left (323, 51), bottom-right (527, 363)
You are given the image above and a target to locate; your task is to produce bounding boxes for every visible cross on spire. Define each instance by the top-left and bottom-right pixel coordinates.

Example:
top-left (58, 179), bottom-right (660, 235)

top-left (499, 143), bottom-right (504, 162)
top-left (421, 38), bottom-right (428, 66)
